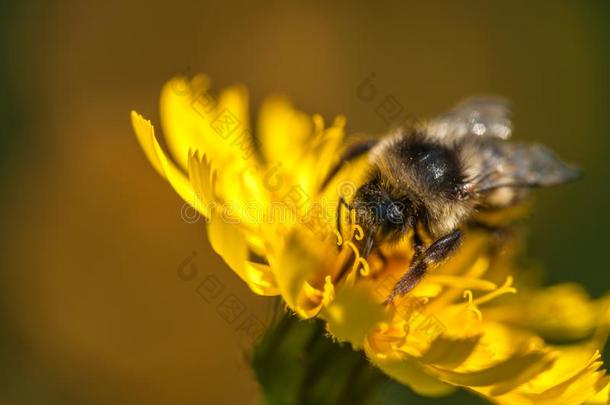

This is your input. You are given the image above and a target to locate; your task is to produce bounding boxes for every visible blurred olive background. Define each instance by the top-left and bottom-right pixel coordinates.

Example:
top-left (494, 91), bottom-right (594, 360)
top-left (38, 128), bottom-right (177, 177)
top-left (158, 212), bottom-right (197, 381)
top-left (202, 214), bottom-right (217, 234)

top-left (1, 1), bottom-right (609, 404)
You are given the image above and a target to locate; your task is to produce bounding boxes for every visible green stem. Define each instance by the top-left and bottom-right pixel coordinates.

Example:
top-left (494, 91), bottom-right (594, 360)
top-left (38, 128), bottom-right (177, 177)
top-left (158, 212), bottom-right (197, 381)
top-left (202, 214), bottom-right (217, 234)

top-left (250, 310), bottom-right (387, 405)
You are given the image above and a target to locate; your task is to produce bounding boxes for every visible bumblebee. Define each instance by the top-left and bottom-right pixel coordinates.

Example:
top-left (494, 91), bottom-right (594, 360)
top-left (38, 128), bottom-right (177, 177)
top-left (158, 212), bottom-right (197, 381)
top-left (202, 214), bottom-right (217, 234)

top-left (324, 97), bottom-right (580, 303)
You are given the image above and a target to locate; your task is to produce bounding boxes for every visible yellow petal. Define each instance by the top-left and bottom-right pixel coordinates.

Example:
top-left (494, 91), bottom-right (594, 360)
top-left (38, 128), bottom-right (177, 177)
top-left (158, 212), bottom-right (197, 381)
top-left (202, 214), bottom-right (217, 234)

top-left (586, 380), bottom-right (610, 404)
top-left (484, 285), bottom-right (610, 343)
top-left (258, 96), bottom-right (312, 166)
top-left (207, 211), bottom-right (278, 295)
top-left (269, 230), bottom-right (335, 318)
top-left (160, 75), bottom-right (254, 170)
top-left (417, 335), bottom-right (482, 369)
top-left (130, 111), bottom-right (199, 210)
top-left (160, 75), bottom-right (210, 169)
top-left (187, 151), bottom-right (215, 218)
top-left (496, 350), bottom-right (610, 405)
top-left (413, 321), bottom-right (557, 396)
top-left (322, 281), bottom-right (386, 348)
top-left (430, 349), bottom-right (555, 394)
top-left (304, 115), bottom-right (347, 190)
top-left (364, 339), bottom-right (456, 397)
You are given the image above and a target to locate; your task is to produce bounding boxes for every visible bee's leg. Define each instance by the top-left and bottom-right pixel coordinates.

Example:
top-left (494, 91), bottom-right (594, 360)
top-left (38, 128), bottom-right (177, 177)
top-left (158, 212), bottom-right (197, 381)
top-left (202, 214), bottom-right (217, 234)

top-left (384, 229), bottom-right (463, 304)
top-left (412, 227), bottom-right (425, 261)
top-left (321, 139), bottom-right (378, 191)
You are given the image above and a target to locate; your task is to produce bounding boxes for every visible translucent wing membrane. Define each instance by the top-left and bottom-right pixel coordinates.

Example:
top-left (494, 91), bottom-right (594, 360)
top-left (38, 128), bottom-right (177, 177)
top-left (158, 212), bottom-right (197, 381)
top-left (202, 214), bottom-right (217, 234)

top-left (474, 142), bottom-right (581, 193)
top-left (428, 96), bottom-right (513, 141)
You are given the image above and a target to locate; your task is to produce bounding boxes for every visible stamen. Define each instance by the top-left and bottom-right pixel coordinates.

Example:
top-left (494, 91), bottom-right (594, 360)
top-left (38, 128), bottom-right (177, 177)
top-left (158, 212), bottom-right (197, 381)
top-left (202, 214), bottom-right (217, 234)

top-left (357, 257), bottom-right (370, 276)
top-left (333, 241), bottom-right (360, 284)
top-left (455, 277), bottom-right (517, 322)
top-left (472, 276), bottom-right (517, 306)
top-left (427, 275), bottom-right (497, 291)
top-left (334, 229), bottom-right (343, 246)
top-left (348, 209), bottom-right (364, 241)
top-left (463, 290), bottom-right (483, 321)
top-left (343, 240), bottom-right (360, 257)
top-left (334, 239), bottom-right (371, 284)
top-left (352, 224), bottom-right (364, 241)
top-left (426, 256), bottom-right (491, 312)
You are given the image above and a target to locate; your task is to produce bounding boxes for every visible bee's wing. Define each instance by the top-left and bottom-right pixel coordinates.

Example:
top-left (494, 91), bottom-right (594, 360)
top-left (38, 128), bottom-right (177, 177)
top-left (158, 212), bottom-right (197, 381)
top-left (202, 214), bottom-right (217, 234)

top-left (427, 96), bottom-right (513, 142)
top-left (471, 142), bottom-right (580, 195)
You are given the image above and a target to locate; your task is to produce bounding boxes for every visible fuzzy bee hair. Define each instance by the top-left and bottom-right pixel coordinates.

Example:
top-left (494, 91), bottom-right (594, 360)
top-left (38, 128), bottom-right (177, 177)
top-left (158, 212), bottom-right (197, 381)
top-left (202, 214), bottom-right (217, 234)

top-left (366, 128), bottom-right (474, 238)
top-left (329, 97), bottom-right (579, 302)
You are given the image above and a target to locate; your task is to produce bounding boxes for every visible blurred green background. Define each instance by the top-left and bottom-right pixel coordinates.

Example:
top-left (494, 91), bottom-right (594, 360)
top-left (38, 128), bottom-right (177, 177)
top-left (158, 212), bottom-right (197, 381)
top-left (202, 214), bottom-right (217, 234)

top-left (1, 1), bottom-right (609, 404)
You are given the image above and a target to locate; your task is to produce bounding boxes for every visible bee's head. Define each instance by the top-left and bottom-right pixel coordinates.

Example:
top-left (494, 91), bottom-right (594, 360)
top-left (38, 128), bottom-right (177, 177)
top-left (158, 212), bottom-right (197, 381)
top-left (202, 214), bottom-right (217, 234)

top-left (351, 176), bottom-right (415, 245)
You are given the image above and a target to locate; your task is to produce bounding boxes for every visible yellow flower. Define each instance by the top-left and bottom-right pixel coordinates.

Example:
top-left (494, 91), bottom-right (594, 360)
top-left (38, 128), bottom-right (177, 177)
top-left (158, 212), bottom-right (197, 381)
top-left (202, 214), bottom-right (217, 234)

top-left (131, 75), bottom-right (610, 404)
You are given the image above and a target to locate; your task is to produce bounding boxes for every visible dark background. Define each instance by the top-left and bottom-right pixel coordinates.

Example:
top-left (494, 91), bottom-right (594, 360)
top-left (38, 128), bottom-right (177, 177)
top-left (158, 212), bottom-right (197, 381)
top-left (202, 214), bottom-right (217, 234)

top-left (1, 1), bottom-right (609, 404)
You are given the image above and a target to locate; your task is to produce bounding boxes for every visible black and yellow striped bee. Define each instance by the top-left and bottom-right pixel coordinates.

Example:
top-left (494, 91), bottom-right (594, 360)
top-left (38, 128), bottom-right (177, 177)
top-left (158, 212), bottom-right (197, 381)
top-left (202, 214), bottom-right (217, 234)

top-left (324, 97), bottom-right (580, 303)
